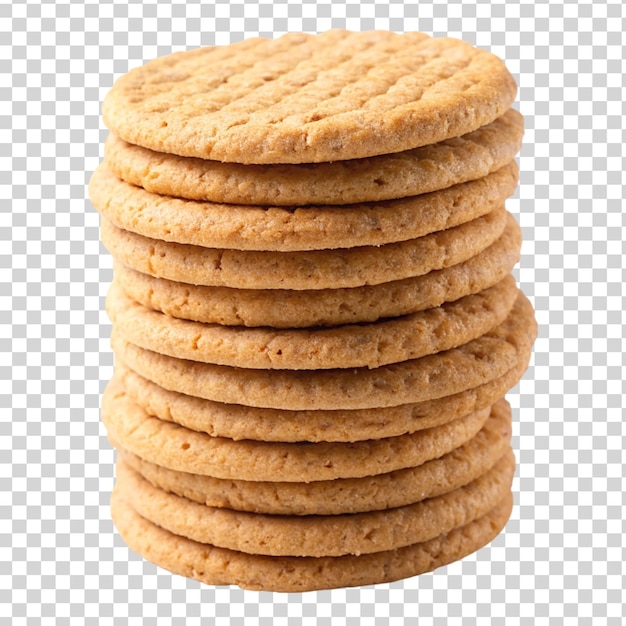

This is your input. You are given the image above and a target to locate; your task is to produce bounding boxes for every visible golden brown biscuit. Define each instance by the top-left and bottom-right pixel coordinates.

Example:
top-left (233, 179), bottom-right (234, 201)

top-left (112, 214), bottom-right (521, 328)
top-left (107, 276), bottom-right (518, 370)
top-left (115, 358), bottom-right (524, 443)
top-left (115, 398), bottom-right (513, 515)
top-left (114, 449), bottom-right (514, 557)
top-left (102, 381), bottom-right (491, 482)
top-left (100, 208), bottom-right (507, 290)
top-left (102, 31), bottom-right (516, 164)
top-left (110, 292), bottom-right (537, 411)
top-left (89, 161), bottom-right (517, 252)
top-left (103, 110), bottom-right (522, 206)
top-left (111, 488), bottom-right (513, 591)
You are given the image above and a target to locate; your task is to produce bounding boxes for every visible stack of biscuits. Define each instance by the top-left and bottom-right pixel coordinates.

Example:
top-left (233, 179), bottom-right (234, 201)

top-left (90, 31), bottom-right (537, 592)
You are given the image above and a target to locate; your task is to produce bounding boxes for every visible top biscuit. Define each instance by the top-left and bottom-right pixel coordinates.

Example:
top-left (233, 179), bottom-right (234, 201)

top-left (102, 30), bottom-right (517, 164)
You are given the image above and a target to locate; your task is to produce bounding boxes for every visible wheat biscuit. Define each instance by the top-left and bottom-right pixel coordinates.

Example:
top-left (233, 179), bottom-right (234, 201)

top-left (102, 380), bottom-right (490, 482)
top-left (116, 352), bottom-right (524, 443)
top-left (100, 208), bottom-right (506, 291)
top-left (111, 486), bottom-right (513, 591)
top-left (90, 160), bottom-right (517, 252)
top-left (116, 398), bottom-right (512, 515)
top-left (113, 214), bottom-right (521, 328)
top-left (102, 30), bottom-right (517, 164)
top-left (104, 109), bottom-right (524, 207)
top-left (115, 448), bottom-right (514, 557)
top-left (108, 276), bottom-right (517, 370)
top-left (103, 110), bottom-right (522, 206)
top-left (110, 292), bottom-right (536, 411)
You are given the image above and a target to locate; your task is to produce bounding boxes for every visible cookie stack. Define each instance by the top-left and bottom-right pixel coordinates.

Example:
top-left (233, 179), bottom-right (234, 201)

top-left (90, 31), bottom-right (537, 592)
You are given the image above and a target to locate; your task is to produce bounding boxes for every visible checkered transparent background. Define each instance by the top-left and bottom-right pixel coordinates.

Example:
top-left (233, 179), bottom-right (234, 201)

top-left (2, 0), bottom-right (625, 623)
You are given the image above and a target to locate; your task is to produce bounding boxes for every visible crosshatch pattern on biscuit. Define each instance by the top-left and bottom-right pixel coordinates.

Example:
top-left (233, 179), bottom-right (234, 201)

top-left (5, 0), bottom-right (626, 623)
